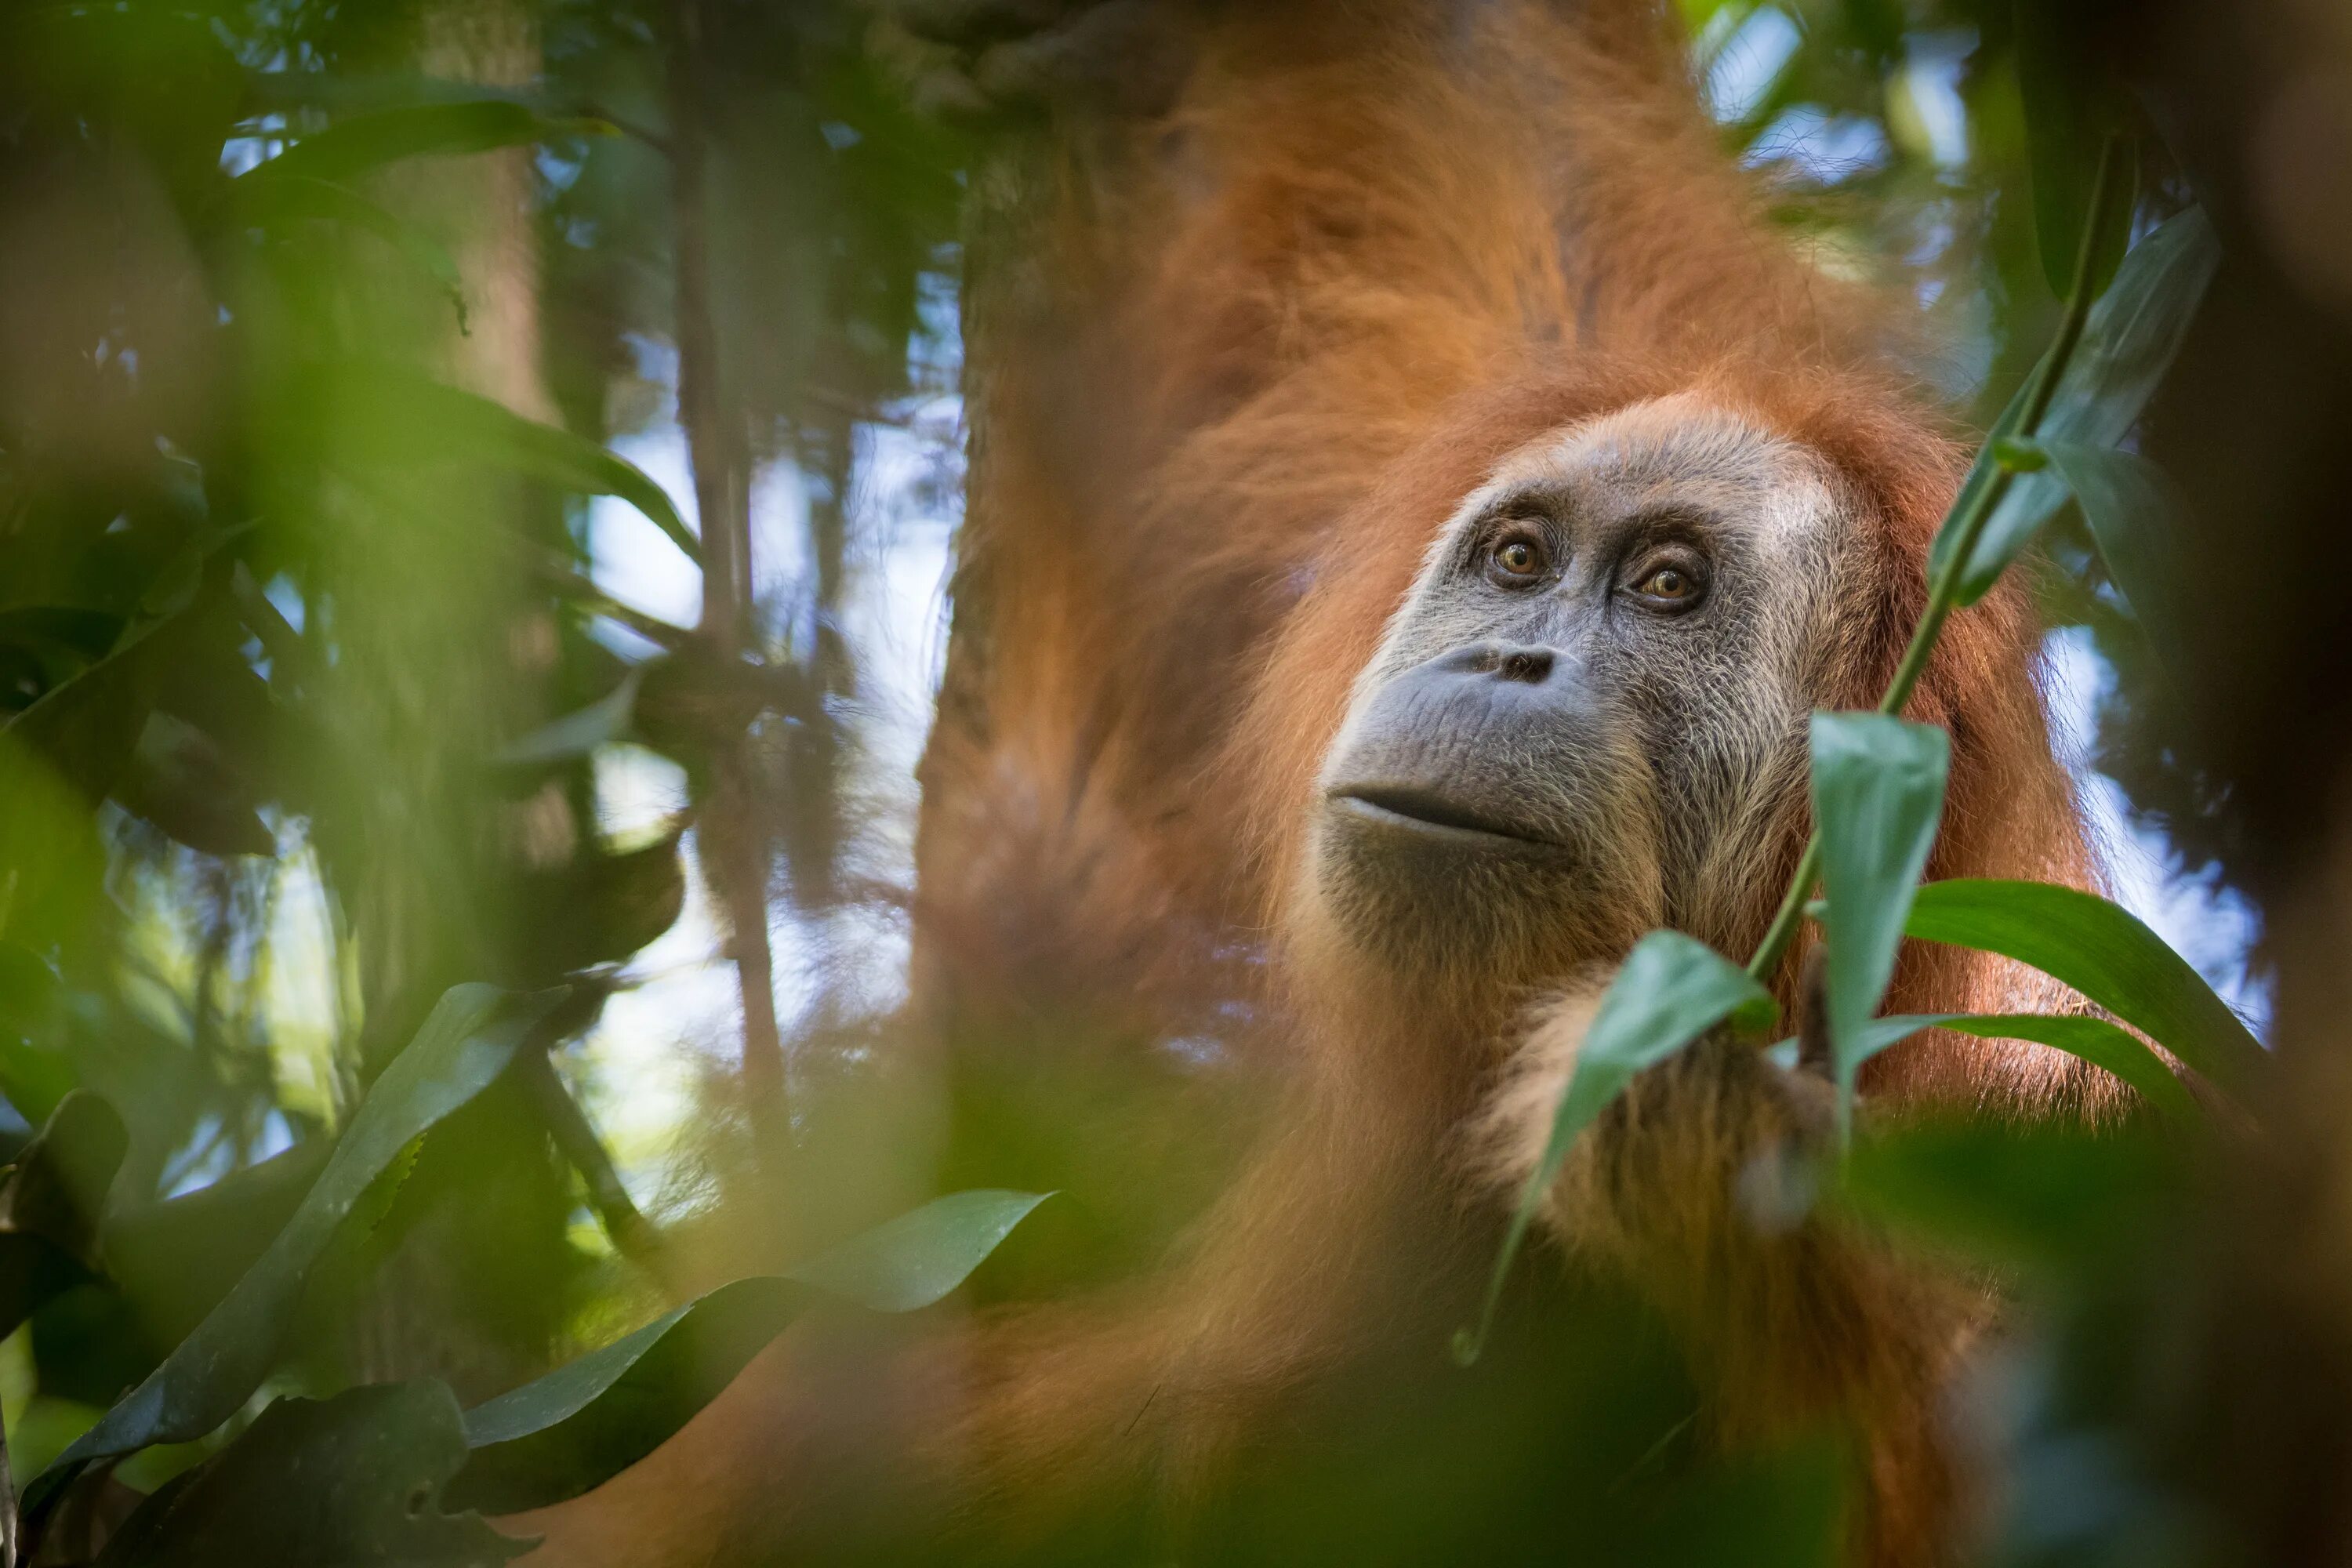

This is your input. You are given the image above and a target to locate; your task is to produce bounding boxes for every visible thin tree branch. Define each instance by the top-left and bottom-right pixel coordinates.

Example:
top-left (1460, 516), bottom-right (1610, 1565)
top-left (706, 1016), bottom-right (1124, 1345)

top-left (666, 0), bottom-right (789, 1134)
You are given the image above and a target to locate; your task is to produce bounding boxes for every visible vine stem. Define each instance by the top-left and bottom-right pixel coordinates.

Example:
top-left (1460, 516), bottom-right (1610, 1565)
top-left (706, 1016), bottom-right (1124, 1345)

top-left (1744, 136), bottom-right (2127, 985)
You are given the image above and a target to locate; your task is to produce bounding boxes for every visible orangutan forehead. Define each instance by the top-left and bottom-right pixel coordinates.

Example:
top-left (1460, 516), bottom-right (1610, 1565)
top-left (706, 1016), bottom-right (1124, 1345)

top-left (1439, 392), bottom-right (1844, 553)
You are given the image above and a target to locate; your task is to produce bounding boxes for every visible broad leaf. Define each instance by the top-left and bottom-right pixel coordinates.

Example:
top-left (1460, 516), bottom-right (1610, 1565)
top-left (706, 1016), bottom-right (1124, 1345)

top-left (492, 667), bottom-right (645, 768)
top-left (1837, 1119), bottom-right (2179, 1276)
top-left (448, 1190), bottom-right (1051, 1513)
top-left (787, 1188), bottom-right (1057, 1313)
top-left (2038, 440), bottom-right (2197, 682)
top-left (0, 614), bottom-right (188, 804)
top-left (26, 985), bottom-right (561, 1520)
top-left (102, 1140), bottom-right (333, 1348)
top-left (0, 943), bottom-right (74, 1124)
top-left (511, 829), bottom-right (687, 982)
top-left (0, 607), bottom-right (121, 671)
top-left (0, 1091), bottom-right (128, 1336)
top-left (223, 172), bottom-right (467, 329)
top-left (1813, 1011), bottom-right (2194, 1120)
top-left (115, 713), bottom-right (276, 858)
top-left (94, 1382), bottom-right (526, 1568)
top-left (1904, 879), bottom-right (2264, 1092)
top-left (255, 100), bottom-right (613, 185)
top-left (1934, 207), bottom-right (2220, 603)
top-left (2014, 5), bottom-right (2132, 300)
top-left (285, 364), bottom-right (700, 567)
top-left (1815, 1013), bottom-right (1946, 1079)
top-left (1458, 931), bottom-right (1771, 1364)
top-left (1810, 713), bottom-right (1950, 1138)
top-left (1940, 1013), bottom-right (2199, 1120)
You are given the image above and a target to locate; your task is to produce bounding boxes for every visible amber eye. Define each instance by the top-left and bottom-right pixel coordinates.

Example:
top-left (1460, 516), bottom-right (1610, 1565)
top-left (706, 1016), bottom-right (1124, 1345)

top-left (1486, 532), bottom-right (1549, 586)
top-left (1628, 557), bottom-right (1708, 610)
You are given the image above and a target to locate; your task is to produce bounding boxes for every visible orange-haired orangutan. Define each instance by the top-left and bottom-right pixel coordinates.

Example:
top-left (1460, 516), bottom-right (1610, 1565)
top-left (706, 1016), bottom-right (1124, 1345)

top-left (512, 1), bottom-right (2117, 1562)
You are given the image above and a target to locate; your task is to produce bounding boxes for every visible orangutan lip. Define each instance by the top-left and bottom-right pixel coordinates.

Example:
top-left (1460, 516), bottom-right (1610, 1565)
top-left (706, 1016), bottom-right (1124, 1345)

top-left (1329, 788), bottom-right (1559, 848)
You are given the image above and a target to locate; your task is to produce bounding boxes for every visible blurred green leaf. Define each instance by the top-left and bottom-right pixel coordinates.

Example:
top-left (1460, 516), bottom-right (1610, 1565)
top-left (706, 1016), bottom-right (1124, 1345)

top-left (0, 615), bottom-right (185, 804)
top-left (491, 667), bottom-right (644, 768)
top-left (2038, 440), bottom-right (2197, 682)
top-left (285, 364), bottom-right (700, 566)
top-left (1904, 880), bottom-right (2265, 1092)
top-left (0, 943), bottom-right (74, 1123)
top-left (114, 713), bottom-right (275, 858)
top-left (2015, 6), bottom-right (2132, 300)
top-left (94, 1381), bottom-right (527, 1568)
top-left (221, 172), bottom-right (468, 330)
top-left (26, 985), bottom-right (561, 1522)
top-left (1461, 931), bottom-right (1771, 1365)
top-left (0, 608), bottom-right (122, 677)
top-left (0, 1091), bottom-right (128, 1337)
top-left (448, 1190), bottom-right (1052, 1512)
top-left (256, 100), bottom-right (614, 186)
top-left (1837, 1118), bottom-right (2176, 1276)
top-left (1810, 713), bottom-right (1950, 1139)
top-left (1936, 208), bottom-right (2220, 604)
top-left (786, 1188), bottom-right (1055, 1312)
top-left (244, 72), bottom-right (534, 114)
top-left (510, 829), bottom-right (687, 983)
top-left (103, 1141), bottom-right (333, 1349)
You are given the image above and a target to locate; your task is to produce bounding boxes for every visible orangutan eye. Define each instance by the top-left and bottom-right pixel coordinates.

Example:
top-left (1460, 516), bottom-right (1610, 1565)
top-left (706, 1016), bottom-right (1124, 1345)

top-left (1484, 530), bottom-right (1551, 587)
top-left (1626, 554), bottom-right (1709, 612)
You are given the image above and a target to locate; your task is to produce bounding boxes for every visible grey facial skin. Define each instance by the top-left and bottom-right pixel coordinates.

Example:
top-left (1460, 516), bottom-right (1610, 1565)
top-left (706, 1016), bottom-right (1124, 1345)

top-left (1312, 393), bottom-right (1858, 978)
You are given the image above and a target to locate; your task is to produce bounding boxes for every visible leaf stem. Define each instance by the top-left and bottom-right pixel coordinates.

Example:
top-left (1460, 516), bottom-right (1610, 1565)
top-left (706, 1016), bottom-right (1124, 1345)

top-left (1745, 137), bottom-right (2126, 986)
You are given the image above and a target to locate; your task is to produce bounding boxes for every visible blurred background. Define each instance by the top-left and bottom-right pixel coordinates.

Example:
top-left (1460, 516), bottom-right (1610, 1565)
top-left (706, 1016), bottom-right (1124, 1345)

top-left (5, 0), bottom-right (2349, 1562)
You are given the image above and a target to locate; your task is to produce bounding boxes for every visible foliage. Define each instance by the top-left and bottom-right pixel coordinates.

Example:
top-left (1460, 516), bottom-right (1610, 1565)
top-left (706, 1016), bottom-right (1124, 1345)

top-left (0, 0), bottom-right (2267, 1563)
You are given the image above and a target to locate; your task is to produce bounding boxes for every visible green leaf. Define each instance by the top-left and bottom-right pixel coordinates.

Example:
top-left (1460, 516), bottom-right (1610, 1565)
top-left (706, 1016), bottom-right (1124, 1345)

top-left (94, 1381), bottom-right (527, 1568)
top-left (0, 1091), bottom-right (128, 1336)
top-left (115, 713), bottom-right (277, 858)
top-left (0, 608), bottom-right (122, 673)
top-left (255, 100), bottom-right (614, 186)
top-left (1809, 713), bottom-right (1950, 1140)
top-left (1940, 1013), bottom-right (2199, 1120)
top-left (2037, 441), bottom-right (2197, 681)
top-left (221, 172), bottom-right (467, 330)
top-left (446, 1190), bottom-right (1051, 1513)
top-left (786, 1189), bottom-right (1056, 1313)
top-left (0, 614), bottom-right (187, 804)
top-left (490, 667), bottom-right (644, 768)
top-left (1457, 931), bottom-right (1770, 1366)
top-left (1935, 207), bottom-right (2221, 604)
top-left (1904, 879), bottom-right (2265, 1092)
top-left (1819, 1013), bottom-right (1947, 1078)
top-left (25, 985), bottom-right (561, 1522)
top-left (0, 943), bottom-right (76, 1123)
top-left (1837, 1118), bottom-right (2177, 1276)
top-left (511, 829), bottom-right (687, 982)
top-left (2015, 5), bottom-right (2134, 300)
top-left (1811, 1010), bottom-right (2194, 1120)
top-left (102, 1141), bottom-right (333, 1349)
top-left (285, 363), bottom-right (700, 567)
